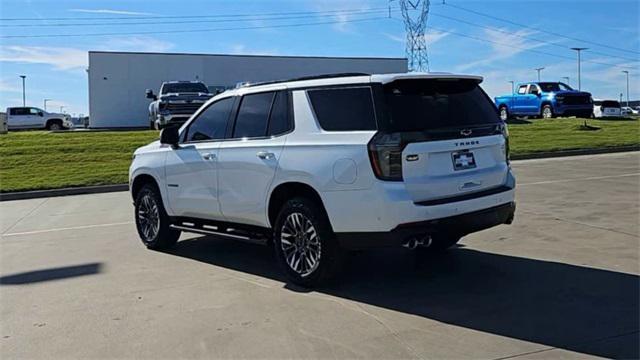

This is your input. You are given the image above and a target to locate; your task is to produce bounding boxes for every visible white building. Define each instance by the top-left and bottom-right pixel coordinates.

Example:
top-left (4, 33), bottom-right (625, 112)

top-left (88, 51), bottom-right (408, 128)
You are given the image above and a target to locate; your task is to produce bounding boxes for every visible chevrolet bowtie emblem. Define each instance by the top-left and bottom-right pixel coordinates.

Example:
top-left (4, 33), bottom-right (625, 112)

top-left (460, 129), bottom-right (473, 136)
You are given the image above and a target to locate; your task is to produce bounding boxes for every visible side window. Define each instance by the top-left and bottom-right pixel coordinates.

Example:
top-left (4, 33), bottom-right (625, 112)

top-left (10, 108), bottom-right (28, 116)
top-left (308, 87), bottom-right (376, 131)
top-left (185, 97), bottom-right (234, 142)
top-left (233, 92), bottom-right (274, 138)
top-left (30, 108), bottom-right (40, 115)
top-left (268, 91), bottom-right (291, 136)
top-left (517, 85), bottom-right (527, 94)
top-left (528, 85), bottom-right (539, 94)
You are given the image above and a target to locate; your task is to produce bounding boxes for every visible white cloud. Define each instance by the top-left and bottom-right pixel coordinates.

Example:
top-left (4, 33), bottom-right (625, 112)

top-left (0, 36), bottom-right (174, 72)
top-left (455, 27), bottom-right (553, 72)
top-left (69, 9), bottom-right (153, 16)
top-left (384, 29), bottom-right (450, 46)
top-left (312, 0), bottom-right (375, 33)
top-left (99, 36), bottom-right (174, 53)
top-left (230, 44), bottom-right (280, 56)
top-left (0, 46), bottom-right (87, 70)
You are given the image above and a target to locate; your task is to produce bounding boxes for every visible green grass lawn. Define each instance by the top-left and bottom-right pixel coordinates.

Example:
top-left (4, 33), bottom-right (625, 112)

top-left (0, 117), bottom-right (638, 192)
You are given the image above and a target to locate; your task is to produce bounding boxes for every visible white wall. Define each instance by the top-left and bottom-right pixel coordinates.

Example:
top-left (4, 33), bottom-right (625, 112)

top-left (88, 52), bottom-right (408, 128)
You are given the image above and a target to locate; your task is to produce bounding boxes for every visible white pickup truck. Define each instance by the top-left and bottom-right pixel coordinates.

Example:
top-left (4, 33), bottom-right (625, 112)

top-left (6, 107), bottom-right (73, 130)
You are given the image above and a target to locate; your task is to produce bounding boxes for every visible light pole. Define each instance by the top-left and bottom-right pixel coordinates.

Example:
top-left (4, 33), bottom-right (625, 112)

top-left (622, 70), bottom-right (630, 107)
top-left (60, 106), bottom-right (65, 113)
top-left (571, 47), bottom-right (588, 90)
top-left (562, 76), bottom-right (570, 86)
top-left (44, 99), bottom-right (52, 111)
top-left (508, 80), bottom-right (515, 94)
top-left (535, 67), bottom-right (545, 82)
top-left (19, 75), bottom-right (26, 106)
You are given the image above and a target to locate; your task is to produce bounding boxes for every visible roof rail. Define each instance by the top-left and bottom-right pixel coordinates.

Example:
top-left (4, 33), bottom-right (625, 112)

top-left (236, 72), bottom-right (371, 88)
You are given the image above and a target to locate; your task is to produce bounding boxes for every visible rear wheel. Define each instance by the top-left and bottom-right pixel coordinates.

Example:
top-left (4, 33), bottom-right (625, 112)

top-left (541, 105), bottom-right (554, 119)
top-left (273, 197), bottom-right (344, 287)
top-left (134, 184), bottom-right (180, 250)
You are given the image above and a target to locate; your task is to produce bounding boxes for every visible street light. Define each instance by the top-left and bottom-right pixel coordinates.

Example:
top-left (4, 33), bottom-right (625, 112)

top-left (44, 99), bottom-right (52, 111)
top-left (619, 93), bottom-right (623, 104)
top-left (534, 67), bottom-right (545, 82)
top-left (508, 80), bottom-right (515, 94)
top-left (571, 47), bottom-right (588, 90)
top-left (622, 71), bottom-right (630, 107)
top-left (19, 75), bottom-right (26, 106)
top-left (562, 76), bottom-right (570, 86)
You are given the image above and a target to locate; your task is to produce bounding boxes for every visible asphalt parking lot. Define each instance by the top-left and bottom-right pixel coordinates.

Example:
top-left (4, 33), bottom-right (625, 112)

top-left (1, 152), bottom-right (638, 359)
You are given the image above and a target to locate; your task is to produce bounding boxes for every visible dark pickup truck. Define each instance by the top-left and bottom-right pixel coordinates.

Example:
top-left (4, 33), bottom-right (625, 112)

top-left (146, 81), bottom-right (213, 130)
top-left (494, 82), bottom-right (593, 120)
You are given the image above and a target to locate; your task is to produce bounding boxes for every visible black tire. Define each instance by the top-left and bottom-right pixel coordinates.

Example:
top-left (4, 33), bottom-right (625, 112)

top-left (134, 183), bottom-right (180, 250)
top-left (273, 197), bottom-right (344, 287)
top-left (417, 233), bottom-right (462, 254)
top-left (541, 105), bottom-right (554, 119)
top-left (46, 120), bottom-right (63, 131)
top-left (499, 106), bottom-right (510, 121)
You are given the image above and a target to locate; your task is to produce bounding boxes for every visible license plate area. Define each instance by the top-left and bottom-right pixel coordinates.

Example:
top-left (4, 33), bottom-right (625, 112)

top-left (452, 150), bottom-right (476, 171)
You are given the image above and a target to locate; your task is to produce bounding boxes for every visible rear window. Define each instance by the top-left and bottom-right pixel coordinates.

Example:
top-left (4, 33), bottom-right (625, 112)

top-left (383, 79), bottom-right (499, 132)
top-left (602, 101), bottom-right (621, 108)
top-left (233, 92), bottom-right (274, 138)
top-left (308, 87), bottom-right (376, 131)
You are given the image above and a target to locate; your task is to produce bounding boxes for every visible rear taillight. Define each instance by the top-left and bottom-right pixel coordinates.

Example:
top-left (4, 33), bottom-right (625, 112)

top-left (498, 123), bottom-right (510, 165)
top-left (368, 132), bottom-right (404, 181)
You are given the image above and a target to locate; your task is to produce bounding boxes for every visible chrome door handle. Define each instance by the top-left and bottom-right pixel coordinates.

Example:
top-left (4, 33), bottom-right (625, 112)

top-left (257, 151), bottom-right (275, 160)
top-left (202, 153), bottom-right (216, 161)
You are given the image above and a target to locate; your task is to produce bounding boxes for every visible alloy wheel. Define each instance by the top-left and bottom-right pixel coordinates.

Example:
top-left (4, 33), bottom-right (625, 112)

top-left (280, 212), bottom-right (321, 277)
top-left (138, 194), bottom-right (160, 242)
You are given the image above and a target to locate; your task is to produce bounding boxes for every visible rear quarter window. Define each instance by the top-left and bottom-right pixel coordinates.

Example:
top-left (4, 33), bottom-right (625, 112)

top-left (308, 87), bottom-right (376, 131)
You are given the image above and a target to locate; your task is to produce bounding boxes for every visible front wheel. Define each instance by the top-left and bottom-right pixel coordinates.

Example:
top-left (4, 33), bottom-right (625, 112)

top-left (134, 184), bottom-right (180, 250)
top-left (541, 105), bottom-right (554, 119)
top-left (47, 121), bottom-right (63, 131)
top-left (273, 197), bottom-right (344, 287)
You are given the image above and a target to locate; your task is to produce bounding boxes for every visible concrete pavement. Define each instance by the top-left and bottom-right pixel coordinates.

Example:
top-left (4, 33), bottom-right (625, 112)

top-left (1, 152), bottom-right (638, 359)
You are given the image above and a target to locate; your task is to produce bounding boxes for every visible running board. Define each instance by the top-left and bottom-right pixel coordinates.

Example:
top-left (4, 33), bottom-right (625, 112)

top-left (169, 223), bottom-right (269, 245)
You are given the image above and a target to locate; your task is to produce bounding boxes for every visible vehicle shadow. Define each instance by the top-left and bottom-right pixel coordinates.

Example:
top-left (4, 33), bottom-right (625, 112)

top-left (166, 236), bottom-right (639, 359)
top-left (0, 262), bottom-right (102, 285)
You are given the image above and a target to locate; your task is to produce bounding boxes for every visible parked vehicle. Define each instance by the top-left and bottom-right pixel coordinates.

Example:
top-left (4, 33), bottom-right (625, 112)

top-left (593, 100), bottom-right (623, 118)
top-left (494, 82), bottom-right (593, 120)
top-left (621, 106), bottom-right (638, 116)
top-left (6, 107), bottom-right (73, 130)
top-left (146, 81), bottom-right (214, 130)
top-left (129, 73), bottom-right (516, 286)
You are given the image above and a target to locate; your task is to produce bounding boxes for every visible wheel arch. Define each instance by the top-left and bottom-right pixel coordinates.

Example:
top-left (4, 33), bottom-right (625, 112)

top-left (131, 173), bottom-right (159, 201)
top-left (267, 181), bottom-right (330, 229)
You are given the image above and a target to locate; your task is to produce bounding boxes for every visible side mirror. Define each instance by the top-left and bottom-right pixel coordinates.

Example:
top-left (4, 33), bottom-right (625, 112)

top-left (38, 111), bottom-right (44, 116)
top-left (145, 89), bottom-right (157, 100)
top-left (160, 125), bottom-right (180, 147)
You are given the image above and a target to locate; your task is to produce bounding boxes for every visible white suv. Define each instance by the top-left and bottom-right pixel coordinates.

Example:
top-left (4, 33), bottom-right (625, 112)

top-left (129, 73), bottom-right (516, 286)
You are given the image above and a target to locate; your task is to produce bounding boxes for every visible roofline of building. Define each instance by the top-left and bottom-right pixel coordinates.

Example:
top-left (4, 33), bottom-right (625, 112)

top-left (88, 50), bottom-right (407, 61)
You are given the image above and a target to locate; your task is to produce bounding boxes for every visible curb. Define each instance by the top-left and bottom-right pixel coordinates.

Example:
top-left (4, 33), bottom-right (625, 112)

top-left (1, 146), bottom-right (638, 202)
top-left (0, 184), bottom-right (129, 202)
top-left (510, 145), bottom-right (639, 160)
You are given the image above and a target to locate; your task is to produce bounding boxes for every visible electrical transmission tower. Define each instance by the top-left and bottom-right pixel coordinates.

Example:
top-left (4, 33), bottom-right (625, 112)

top-left (398, 0), bottom-right (431, 72)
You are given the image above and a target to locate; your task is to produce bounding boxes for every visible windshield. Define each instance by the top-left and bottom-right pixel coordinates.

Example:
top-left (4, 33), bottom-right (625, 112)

top-left (538, 82), bottom-right (573, 92)
top-left (162, 83), bottom-right (209, 94)
top-left (382, 79), bottom-right (499, 132)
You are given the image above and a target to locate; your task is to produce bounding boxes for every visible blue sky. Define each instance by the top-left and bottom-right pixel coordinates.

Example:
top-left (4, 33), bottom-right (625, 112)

top-left (0, 0), bottom-right (638, 116)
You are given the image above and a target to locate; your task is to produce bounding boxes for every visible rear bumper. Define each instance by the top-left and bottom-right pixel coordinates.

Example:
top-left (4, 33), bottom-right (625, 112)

top-left (336, 202), bottom-right (516, 250)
